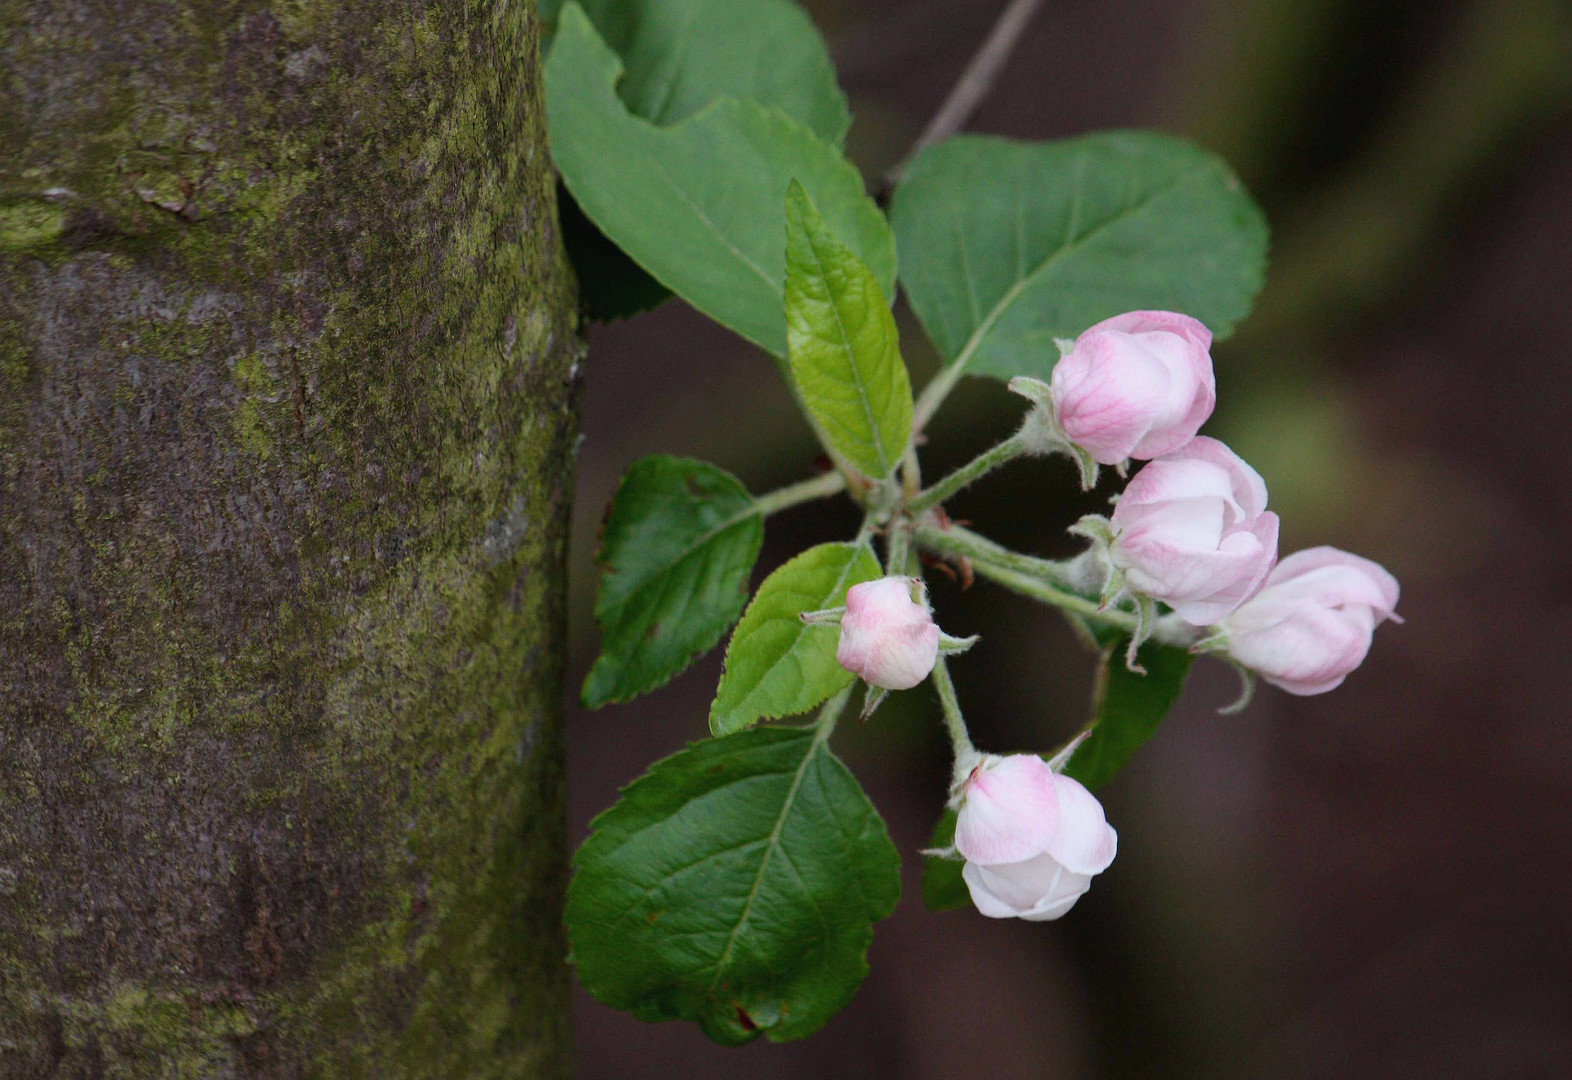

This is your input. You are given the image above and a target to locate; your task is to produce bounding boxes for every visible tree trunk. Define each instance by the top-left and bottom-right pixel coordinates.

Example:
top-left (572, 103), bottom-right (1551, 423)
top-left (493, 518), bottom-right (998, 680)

top-left (0, 0), bottom-right (581, 1075)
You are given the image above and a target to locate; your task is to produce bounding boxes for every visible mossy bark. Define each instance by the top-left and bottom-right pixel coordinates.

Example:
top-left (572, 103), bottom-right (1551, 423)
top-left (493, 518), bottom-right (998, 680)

top-left (0, 0), bottom-right (581, 1075)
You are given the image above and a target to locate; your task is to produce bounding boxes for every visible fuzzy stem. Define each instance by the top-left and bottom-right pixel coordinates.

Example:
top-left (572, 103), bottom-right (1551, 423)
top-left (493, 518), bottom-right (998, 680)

top-left (901, 440), bottom-right (923, 500)
top-left (929, 655), bottom-right (979, 784)
top-left (911, 354), bottom-right (969, 435)
top-left (964, 560), bottom-right (1201, 647)
top-left (907, 431), bottom-right (1030, 513)
top-left (912, 523), bottom-right (1079, 586)
top-left (853, 510), bottom-right (881, 548)
top-left (751, 469), bottom-right (847, 517)
top-left (813, 683), bottom-right (856, 743)
top-left (969, 560), bottom-right (1133, 628)
top-left (884, 516), bottom-right (913, 575)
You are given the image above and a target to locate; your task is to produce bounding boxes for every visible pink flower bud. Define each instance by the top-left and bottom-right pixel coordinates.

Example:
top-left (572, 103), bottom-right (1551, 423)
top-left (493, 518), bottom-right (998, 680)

top-left (1110, 436), bottom-right (1279, 625)
top-left (1219, 547), bottom-right (1401, 695)
top-left (836, 577), bottom-right (940, 690)
top-left (954, 755), bottom-right (1117, 922)
top-left (1050, 311), bottom-right (1216, 465)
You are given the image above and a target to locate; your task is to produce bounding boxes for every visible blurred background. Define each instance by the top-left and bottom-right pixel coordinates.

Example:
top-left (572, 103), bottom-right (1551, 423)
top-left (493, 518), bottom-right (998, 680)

top-left (561, 0), bottom-right (1572, 1076)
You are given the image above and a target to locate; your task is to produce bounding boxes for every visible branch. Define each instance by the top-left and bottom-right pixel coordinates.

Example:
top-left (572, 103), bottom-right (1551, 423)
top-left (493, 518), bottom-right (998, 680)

top-left (880, 0), bottom-right (1050, 198)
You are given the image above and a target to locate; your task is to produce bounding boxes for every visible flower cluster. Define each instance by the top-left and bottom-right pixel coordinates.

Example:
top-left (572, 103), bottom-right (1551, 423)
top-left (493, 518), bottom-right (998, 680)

top-left (833, 310), bottom-right (1401, 921)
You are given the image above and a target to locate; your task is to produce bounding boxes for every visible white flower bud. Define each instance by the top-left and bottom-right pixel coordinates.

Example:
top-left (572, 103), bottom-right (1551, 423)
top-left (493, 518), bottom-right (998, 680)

top-left (954, 755), bottom-right (1117, 921)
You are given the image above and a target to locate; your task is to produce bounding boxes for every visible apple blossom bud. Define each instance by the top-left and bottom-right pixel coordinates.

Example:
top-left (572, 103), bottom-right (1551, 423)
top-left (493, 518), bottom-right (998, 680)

top-left (954, 755), bottom-right (1117, 921)
top-left (1050, 311), bottom-right (1216, 465)
top-left (1110, 436), bottom-right (1279, 625)
top-left (1218, 547), bottom-right (1401, 695)
top-left (836, 577), bottom-right (940, 691)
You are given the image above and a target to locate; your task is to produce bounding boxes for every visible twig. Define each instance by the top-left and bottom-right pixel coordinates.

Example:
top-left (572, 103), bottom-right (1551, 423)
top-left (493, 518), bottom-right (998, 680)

top-left (879, 0), bottom-right (1049, 198)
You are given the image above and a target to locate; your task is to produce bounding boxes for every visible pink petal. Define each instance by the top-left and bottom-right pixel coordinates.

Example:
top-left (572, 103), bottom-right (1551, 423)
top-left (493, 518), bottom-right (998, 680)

top-left (1260, 547), bottom-right (1400, 618)
top-left (1083, 311), bottom-right (1214, 350)
top-left (1052, 333), bottom-right (1170, 464)
top-left (954, 755), bottom-right (1060, 865)
top-left (1154, 437), bottom-right (1268, 518)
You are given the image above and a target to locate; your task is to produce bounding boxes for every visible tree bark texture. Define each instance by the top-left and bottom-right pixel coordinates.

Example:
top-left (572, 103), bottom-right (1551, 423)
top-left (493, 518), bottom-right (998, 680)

top-left (0, 0), bottom-right (581, 1075)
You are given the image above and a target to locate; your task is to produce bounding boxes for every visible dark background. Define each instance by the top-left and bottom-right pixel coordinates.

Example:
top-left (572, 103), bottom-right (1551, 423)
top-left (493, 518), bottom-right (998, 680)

top-left (562, 1), bottom-right (1572, 1076)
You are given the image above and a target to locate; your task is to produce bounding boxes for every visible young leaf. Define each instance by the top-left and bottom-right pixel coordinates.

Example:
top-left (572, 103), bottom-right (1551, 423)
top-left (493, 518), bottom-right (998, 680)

top-left (785, 182), bottom-right (914, 479)
top-left (546, 4), bottom-right (894, 359)
top-left (540, 0), bottom-right (850, 142)
top-left (1063, 638), bottom-right (1194, 790)
top-left (566, 725), bottom-right (901, 1045)
top-left (920, 808), bottom-right (970, 912)
top-left (711, 542), bottom-right (881, 735)
top-left (583, 456), bottom-right (763, 708)
top-left (889, 132), bottom-right (1268, 382)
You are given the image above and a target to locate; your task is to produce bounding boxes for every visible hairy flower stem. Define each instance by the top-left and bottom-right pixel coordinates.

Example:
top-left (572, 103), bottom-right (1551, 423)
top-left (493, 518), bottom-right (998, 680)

top-left (912, 523), bottom-right (1081, 586)
top-left (751, 469), bottom-right (848, 517)
top-left (907, 431), bottom-right (1031, 513)
top-left (966, 560), bottom-right (1200, 648)
top-left (929, 655), bottom-right (980, 784)
top-left (970, 560), bottom-right (1128, 626)
top-left (901, 441), bottom-right (923, 501)
top-left (884, 516), bottom-right (913, 575)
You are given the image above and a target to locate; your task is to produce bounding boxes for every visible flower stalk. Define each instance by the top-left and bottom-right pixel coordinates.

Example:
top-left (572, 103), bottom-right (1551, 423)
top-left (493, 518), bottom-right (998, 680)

top-left (929, 655), bottom-right (980, 785)
top-left (912, 523), bottom-right (1081, 587)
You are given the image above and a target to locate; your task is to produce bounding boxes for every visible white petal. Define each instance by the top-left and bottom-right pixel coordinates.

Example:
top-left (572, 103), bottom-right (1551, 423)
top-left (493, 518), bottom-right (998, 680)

top-left (1045, 774), bottom-right (1118, 876)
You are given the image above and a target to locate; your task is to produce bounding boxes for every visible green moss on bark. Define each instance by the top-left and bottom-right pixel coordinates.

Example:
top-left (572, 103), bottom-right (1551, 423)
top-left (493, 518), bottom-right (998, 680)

top-left (0, 0), bottom-right (580, 1076)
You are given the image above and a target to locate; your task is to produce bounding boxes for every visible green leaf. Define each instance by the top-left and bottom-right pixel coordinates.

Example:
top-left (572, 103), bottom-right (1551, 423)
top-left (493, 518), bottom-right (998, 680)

top-left (710, 542), bottom-right (882, 735)
top-left (559, 181), bottom-right (673, 321)
top-left (889, 131), bottom-right (1268, 382)
top-left (920, 808), bottom-right (969, 912)
top-left (540, 0), bottom-right (850, 321)
top-left (546, 4), bottom-right (894, 359)
top-left (566, 724), bottom-right (901, 1045)
top-left (583, 456), bottom-right (764, 708)
top-left (540, 0), bottom-right (849, 142)
top-left (1063, 638), bottom-right (1194, 790)
top-left (785, 182), bottom-right (914, 479)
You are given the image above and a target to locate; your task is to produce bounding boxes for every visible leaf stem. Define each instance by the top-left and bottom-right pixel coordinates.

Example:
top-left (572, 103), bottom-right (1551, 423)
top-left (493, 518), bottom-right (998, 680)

top-left (750, 469), bottom-right (847, 517)
top-left (813, 683), bottom-right (855, 744)
top-left (853, 512), bottom-right (880, 547)
top-left (881, 0), bottom-right (1051, 195)
top-left (907, 431), bottom-right (1029, 513)
top-left (911, 337), bottom-right (974, 435)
